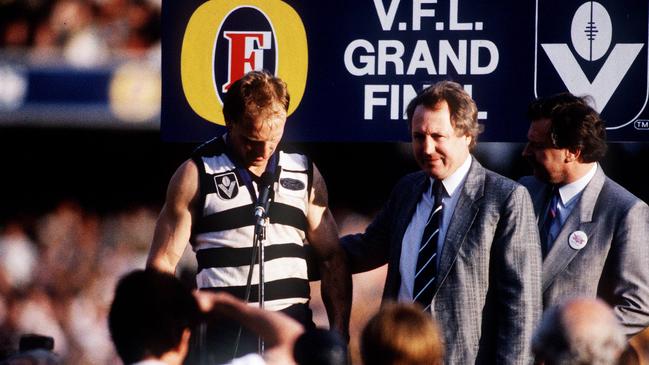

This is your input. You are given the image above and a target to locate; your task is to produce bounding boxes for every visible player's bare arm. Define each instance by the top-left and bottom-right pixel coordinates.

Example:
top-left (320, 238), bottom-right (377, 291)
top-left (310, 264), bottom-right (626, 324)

top-left (306, 164), bottom-right (352, 340)
top-left (146, 159), bottom-right (199, 274)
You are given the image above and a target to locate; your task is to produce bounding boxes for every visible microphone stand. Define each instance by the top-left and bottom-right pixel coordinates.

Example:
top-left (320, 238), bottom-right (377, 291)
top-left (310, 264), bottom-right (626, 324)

top-left (254, 204), bottom-right (268, 355)
top-left (235, 178), bottom-right (272, 359)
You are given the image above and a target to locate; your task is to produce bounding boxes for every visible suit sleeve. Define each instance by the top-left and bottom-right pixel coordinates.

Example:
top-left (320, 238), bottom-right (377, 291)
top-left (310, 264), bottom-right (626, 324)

top-left (608, 200), bottom-right (649, 336)
top-left (341, 183), bottom-right (402, 274)
top-left (493, 185), bottom-right (543, 365)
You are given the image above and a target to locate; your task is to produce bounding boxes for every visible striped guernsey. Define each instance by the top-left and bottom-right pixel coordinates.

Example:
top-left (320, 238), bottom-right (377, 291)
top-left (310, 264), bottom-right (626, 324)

top-left (190, 135), bottom-right (312, 311)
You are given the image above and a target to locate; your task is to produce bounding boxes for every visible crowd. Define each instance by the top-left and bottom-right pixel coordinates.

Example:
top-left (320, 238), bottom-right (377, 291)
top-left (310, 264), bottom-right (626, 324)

top-left (0, 0), bottom-right (160, 66)
top-left (0, 200), bottom-right (383, 364)
top-left (0, 201), bottom-right (159, 363)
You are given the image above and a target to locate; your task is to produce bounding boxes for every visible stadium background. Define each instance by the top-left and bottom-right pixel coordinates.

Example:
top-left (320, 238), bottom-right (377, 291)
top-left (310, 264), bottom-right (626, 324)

top-left (2, 0), bottom-right (649, 364)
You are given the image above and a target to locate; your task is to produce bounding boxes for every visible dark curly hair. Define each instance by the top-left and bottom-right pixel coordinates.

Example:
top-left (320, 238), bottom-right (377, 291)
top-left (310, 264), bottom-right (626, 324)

top-left (527, 93), bottom-right (607, 162)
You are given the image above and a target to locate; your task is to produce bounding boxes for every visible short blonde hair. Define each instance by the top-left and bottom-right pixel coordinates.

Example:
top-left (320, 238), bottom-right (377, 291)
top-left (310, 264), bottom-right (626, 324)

top-left (361, 302), bottom-right (444, 365)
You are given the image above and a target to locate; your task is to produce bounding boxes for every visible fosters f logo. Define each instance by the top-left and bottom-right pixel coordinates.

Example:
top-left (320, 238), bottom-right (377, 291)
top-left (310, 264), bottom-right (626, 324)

top-left (222, 31), bottom-right (272, 92)
top-left (181, 0), bottom-right (308, 126)
top-left (535, 0), bottom-right (648, 129)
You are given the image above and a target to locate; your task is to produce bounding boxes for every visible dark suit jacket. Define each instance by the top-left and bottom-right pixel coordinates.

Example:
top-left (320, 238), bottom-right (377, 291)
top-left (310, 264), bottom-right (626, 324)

top-left (343, 158), bottom-right (542, 365)
top-left (520, 165), bottom-right (649, 336)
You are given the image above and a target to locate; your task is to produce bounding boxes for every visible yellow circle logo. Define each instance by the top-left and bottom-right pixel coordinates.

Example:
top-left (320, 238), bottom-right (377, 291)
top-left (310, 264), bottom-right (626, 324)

top-left (181, 0), bottom-right (308, 126)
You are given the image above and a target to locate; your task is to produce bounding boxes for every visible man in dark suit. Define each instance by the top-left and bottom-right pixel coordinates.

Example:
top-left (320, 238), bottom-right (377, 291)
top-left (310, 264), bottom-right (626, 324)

top-left (342, 81), bottom-right (542, 364)
top-left (520, 92), bottom-right (649, 337)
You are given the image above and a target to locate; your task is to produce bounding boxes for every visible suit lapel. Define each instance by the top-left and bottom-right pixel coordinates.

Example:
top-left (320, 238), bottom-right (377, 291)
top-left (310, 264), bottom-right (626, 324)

top-left (532, 184), bottom-right (553, 226)
top-left (542, 165), bottom-right (605, 291)
top-left (434, 158), bottom-right (483, 297)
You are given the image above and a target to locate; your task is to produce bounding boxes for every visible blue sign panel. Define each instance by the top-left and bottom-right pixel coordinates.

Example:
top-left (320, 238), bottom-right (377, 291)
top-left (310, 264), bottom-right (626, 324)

top-left (162, 0), bottom-right (649, 142)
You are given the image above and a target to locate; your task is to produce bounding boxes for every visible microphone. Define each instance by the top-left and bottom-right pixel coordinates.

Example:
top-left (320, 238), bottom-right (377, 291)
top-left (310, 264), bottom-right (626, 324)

top-left (254, 171), bottom-right (275, 222)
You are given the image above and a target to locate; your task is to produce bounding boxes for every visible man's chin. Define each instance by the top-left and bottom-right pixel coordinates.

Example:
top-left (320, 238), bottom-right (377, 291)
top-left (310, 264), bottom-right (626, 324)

top-left (422, 167), bottom-right (445, 180)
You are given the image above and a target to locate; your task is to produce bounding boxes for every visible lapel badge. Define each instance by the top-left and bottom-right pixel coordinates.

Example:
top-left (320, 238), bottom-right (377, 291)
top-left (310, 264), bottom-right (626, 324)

top-left (568, 230), bottom-right (588, 250)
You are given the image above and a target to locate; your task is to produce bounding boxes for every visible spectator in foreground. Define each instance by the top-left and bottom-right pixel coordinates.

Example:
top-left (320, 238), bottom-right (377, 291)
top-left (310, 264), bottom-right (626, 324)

top-left (532, 297), bottom-right (626, 365)
top-left (360, 302), bottom-right (443, 365)
top-left (108, 269), bottom-right (303, 365)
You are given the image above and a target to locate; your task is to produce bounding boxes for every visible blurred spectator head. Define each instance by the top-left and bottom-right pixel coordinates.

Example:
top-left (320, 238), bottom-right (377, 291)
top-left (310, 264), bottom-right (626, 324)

top-left (294, 328), bottom-right (348, 365)
top-left (532, 297), bottom-right (626, 365)
top-left (108, 269), bottom-right (200, 365)
top-left (360, 302), bottom-right (444, 365)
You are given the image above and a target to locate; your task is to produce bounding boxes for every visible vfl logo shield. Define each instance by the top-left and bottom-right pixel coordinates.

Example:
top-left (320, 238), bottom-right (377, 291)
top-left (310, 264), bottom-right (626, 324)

top-left (214, 172), bottom-right (239, 200)
top-left (535, 0), bottom-right (648, 129)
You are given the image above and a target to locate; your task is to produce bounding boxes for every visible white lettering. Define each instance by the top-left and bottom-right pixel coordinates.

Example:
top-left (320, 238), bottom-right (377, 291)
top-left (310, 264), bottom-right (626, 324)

top-left (390, 84), bottom-right (400, 119)
top-left (402, 84), bottom-right (418, 119)
top-left (378, 40), bottom-right (405, 75)
top-left (365, 84), bottom-right (390, 119)
top-left (449, 0), bottom-right (472, 30)
top-left (373, 0), bottom-right (401, 31)
top-left (406, 40), bottom-right (437, 75)
top-left (439, 40), bottom-right (467, 74)
top-left (413, 0), bottom-right (437, 31)
top-left (345, 39), bottom-right (500, 77)
top-left (344, 39), bottom-right (376, 76)
top-left (470, 40), bottom-right (499, 74)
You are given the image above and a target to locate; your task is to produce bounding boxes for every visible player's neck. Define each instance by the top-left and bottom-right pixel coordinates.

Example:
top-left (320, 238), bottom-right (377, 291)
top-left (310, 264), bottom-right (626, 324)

top-left (248, 164), bottom-right (267, 177)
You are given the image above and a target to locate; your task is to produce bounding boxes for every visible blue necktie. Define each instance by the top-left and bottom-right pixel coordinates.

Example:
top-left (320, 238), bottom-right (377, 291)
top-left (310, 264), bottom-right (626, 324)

top-left (540, 186), bottom-right (560, 257)
top-left (413, 179), bottom-right (444, 311)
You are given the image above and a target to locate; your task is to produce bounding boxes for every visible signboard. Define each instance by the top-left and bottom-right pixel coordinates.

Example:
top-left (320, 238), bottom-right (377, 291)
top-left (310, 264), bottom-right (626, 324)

top-left (0, 61), bottom-right (160, 128)
top-left (162, 0), bottom-right (649, 142)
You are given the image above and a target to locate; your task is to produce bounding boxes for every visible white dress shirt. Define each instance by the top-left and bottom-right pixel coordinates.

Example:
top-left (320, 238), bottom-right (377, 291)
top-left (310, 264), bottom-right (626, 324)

top-left (546, 163), bottom-right (598, 248)
top-left (398, 155), bottom-right (472, 301)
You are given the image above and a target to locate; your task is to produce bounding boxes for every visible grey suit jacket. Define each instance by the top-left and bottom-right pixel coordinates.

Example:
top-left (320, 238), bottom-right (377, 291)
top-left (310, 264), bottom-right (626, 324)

top-left (343, 158), bottom-right (542, 365)
top-left (520, 166), bottom-right (649, 336)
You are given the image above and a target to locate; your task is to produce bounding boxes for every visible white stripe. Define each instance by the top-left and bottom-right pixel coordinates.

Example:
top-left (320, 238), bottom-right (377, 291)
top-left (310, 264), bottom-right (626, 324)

top-left (202, 155), bottom-right (235, 174)
top-left (415, 253), bottom-right (437, 278)
top-left (196, 257), bottom-right (308, 287)
top-left (194, 225), bottom-right (306, 250)
top-left (250, 297), bottom-right (309, 311)
top-left (418, 229), bottom-right (439, 253)
top-left (424, 205), bottom-right (443, 225)
top-left (413, 276), bottom-right (436, 301)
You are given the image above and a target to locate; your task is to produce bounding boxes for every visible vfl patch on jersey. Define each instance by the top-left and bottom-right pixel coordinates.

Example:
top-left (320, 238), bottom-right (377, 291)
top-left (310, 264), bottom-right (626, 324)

top-left (280, 178), bottom-right (305, 191)
top-left (214, 172), bottom-right (239, 200)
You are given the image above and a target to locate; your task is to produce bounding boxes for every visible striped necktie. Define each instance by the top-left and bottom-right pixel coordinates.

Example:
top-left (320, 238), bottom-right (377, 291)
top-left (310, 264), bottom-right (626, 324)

top-left (413, 179), bottom-right (444, 311)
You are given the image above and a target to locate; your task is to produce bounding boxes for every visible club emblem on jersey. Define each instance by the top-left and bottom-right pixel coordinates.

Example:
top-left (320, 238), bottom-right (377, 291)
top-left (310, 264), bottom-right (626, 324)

top-left (214, 172), bottom-right (239, 200)
top-left (280, 178), bottom-right (305, 191)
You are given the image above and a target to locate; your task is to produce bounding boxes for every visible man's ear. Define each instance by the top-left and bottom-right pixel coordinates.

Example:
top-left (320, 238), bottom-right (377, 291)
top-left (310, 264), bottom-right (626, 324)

top-left (564, 148), bottom-right (581, 163)
top-left (465, 135), bottom-right (473, 148)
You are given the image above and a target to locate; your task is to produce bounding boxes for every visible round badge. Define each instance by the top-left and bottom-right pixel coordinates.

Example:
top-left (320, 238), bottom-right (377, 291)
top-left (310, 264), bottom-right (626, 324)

top-left (568, 231), bottom-right (588, 250)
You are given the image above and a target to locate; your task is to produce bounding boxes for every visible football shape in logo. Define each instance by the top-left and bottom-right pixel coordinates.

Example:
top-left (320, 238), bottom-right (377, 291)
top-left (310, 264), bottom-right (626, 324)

top-left (570, 1), bottom-right (612, 61)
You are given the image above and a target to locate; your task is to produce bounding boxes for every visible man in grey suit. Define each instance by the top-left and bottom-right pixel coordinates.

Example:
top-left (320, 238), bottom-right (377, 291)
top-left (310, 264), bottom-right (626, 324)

top-left (520, 92), bottom-right (649, 337)
top-left (342, 81), bottom-right (542, 364)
